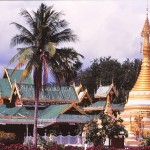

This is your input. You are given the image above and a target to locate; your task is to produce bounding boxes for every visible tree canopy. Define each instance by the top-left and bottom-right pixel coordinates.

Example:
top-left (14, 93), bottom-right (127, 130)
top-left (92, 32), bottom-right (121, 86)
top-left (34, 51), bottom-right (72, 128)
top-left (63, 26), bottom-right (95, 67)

top-left (76, 56), bottom-right (141, 103)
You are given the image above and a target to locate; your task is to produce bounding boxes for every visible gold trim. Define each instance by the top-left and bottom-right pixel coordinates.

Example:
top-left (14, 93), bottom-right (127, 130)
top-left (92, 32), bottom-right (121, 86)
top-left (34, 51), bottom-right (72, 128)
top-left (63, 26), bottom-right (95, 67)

top-left (61, 103), bottom-right (85, 114)
top-left (4, 68), bottom-right (12, 88)
top-left (78, 89), bottom-right (92, 103)
top-left (125, 106), bottom-right (150, 110)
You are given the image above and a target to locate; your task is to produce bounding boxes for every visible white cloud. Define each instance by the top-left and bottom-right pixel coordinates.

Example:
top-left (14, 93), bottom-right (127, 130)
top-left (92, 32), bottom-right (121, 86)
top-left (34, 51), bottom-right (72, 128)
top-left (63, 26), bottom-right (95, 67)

top-left (0, 0), bottom-right (147, 73)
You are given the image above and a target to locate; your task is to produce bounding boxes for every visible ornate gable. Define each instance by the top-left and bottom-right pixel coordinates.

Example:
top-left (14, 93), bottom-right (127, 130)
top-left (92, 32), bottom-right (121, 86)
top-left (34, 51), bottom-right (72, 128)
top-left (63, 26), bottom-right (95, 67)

top-left (94, 83), bottom-right (118, 101)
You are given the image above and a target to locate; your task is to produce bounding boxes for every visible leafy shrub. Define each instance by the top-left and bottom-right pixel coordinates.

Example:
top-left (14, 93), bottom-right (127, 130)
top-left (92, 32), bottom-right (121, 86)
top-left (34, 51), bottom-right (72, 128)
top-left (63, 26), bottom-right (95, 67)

top-left (83, 112), bottom-right (128, 147)
top-left (0, 131), bottom-right (16, 142)
top-left (141, 135), bottom-right (150, 146)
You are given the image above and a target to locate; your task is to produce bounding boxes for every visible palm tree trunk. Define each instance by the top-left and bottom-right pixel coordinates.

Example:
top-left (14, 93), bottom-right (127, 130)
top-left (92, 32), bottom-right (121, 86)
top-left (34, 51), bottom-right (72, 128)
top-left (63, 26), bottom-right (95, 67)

top-left (33, 98), bottom-right (38, 147)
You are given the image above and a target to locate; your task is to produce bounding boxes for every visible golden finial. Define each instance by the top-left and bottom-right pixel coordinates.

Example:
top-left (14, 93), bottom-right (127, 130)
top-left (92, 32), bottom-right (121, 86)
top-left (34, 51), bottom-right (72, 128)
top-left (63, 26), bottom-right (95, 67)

top-left (141, 2), bottom-right (150, 57)
top-left (104, 95), bottom-right (112, 115)
top-left (147, 0), bottom-right (149, 16)
top-left (106, 95), bottom-right (110, 107)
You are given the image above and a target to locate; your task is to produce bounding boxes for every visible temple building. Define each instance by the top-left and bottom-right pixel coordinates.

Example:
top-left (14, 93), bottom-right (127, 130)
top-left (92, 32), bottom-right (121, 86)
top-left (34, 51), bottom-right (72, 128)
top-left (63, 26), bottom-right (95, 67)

top-left (0, 68), bottom-right (93, 141)
top-left (0, 67), bottom-right (122, 143)
top-left (121, 11), bottom-right (150, 146)
top-left (84, 82), bottom-right (124, 115)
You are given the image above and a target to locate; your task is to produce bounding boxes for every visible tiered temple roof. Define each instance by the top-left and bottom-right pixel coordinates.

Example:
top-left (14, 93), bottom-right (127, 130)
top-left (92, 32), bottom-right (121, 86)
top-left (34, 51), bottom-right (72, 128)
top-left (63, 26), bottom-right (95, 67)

top-left (0, 68), bottom-right (123, 128)
top-left (0, 68), bottom-right (94, 127)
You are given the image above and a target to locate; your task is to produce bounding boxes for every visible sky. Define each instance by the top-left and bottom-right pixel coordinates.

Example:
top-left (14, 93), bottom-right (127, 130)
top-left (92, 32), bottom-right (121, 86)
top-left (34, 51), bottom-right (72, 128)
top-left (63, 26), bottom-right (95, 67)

top-left (0, 0), bottom-right (148, 75)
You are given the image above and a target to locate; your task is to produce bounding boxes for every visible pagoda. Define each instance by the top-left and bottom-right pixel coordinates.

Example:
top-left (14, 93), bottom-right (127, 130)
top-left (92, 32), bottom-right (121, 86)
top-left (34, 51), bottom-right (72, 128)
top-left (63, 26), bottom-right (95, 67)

top-left (121, 11), bottom-right (150, 146)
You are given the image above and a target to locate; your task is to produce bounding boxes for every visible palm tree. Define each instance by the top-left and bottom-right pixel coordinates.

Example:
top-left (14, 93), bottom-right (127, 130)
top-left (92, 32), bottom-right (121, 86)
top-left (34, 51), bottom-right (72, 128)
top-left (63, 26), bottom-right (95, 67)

top-left (9, 3), bottom-right (83, 147)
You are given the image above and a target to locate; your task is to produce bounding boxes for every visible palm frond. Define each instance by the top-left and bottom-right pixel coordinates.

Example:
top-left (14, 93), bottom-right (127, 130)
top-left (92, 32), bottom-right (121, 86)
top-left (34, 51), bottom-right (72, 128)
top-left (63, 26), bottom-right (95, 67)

top-left (10, 22), bottom-right (34, 41)
top-left (52, 28), bottom-right (78, 43)
top-left (49, 20), bottom-right (68, 35)
top-left (8, 47), bottom-right (34, 65)
top-left (10, 34), bottom-right (33, 47)
top-left (20, 60), bottom-right (33, 84)
top-left (20, 9), bottom-right (35, 29)
top-left (57, 47), bottom-right (84, 59)
top-left (10, 59), bottom-right (26, 77)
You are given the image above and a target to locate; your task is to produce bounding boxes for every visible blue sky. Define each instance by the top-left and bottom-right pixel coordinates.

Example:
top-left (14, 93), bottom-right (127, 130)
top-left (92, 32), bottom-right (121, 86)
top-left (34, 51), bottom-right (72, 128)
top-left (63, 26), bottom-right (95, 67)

top-left (0, 0), bottom-right (147, 75)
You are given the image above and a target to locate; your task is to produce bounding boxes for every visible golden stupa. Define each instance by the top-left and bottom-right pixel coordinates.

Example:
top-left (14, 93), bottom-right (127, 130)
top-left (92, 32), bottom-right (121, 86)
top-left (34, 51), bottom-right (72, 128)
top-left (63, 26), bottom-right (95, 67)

top-left (121, 12), bottom-right (150, 146)
top-left (125, 13), bottom-right (150, 109)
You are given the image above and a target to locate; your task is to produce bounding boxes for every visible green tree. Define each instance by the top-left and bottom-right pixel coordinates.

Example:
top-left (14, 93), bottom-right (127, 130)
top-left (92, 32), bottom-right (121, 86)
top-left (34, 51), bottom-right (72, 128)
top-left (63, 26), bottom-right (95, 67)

top-left (9, 3), bottom-right (83, 147)
top-left (77, 57), bottom-right (141, 102)
top-left (84, 112), bottom-right (128, 147)
top-left (77, 57), bottom-right (121, 96)
top-left (120, 58), bottom-right (141, 92)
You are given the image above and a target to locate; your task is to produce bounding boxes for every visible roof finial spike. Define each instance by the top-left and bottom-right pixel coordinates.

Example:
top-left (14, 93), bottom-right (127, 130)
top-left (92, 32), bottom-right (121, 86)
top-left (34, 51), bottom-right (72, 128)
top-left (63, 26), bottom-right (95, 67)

top-left (147, 0), bottom-right (149, 16)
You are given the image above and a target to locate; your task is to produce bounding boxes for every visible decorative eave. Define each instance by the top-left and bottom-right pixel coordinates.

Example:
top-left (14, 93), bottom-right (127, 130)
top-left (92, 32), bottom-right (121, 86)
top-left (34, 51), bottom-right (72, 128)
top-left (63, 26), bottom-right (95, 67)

top-left (76, 82), bottom-right (82, 94)
top-left (56, 119), bottom-right (88, 124)
top-left (125, 106), bottom-right (150, 110)
top-left (73, 82), bottom-right (82, 94)
top-left (9, 80), bottom-right (21, 102)
top-left (78, 89), bottom-right (92, 104)
top-left (0, 118), bottom-right (55, 128)
top-left (94, 83), bottom-right (118, 98)
top-left (60, 103), bottom-right (85, 114)
top-left (107, 83), bottom-right (119, 97)
top-left (84, 106), bottom-right (104, 111)
top-left (3, 67), bottom-right (12, 89)
top-left (21, 98), bottom-right (77, 104)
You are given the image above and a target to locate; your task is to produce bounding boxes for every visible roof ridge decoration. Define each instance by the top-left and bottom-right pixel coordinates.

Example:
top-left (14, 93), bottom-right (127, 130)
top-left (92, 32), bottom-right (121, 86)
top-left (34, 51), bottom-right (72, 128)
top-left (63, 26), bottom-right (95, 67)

top-left (9, 80), bottom-right (22, 106)
top-left (83, 101), bottom-right (105, 111)
top-left (3, 68), bottom-right (13, 89)
top-left (60, 103), bottom-right (85, 114)
top-left (78, 89), bottom-right (87, 102)
top-left (78, 88), bottom-right (92, 103)
top-left (94, 83), bottom-right (119, 99)
top-left (74, 82), bottom-right (82, 94)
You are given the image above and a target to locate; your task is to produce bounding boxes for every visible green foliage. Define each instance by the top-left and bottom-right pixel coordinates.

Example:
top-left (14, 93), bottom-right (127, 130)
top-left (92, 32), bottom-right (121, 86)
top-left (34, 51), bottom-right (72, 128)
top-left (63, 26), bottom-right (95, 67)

top-left (141, 135), bottom-right (150, 146)
top-left (100, 114), bottom-right (128, 139)
top-left (9, 3), bottom-right (83, 86)
top-left (0, 130), bottom-right (16, 142)
top-left (84, 112), bottom-right (128, 147)
top-left (77, 56), bottom-right (141, 103)
top-left (85, 120), bottom-right (106, 146)
top-left (49, 129), bottom-right (60, 136)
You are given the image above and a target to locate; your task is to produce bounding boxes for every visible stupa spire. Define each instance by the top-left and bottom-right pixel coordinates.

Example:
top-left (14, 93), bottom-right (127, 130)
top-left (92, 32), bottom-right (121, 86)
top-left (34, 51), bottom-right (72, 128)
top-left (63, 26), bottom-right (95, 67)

top-left (125, 6), bottom-right (150, 108)
top-left (129, 11), bottom-right (150, 92)
top-left (141, 11), bottom-right (150, 55)
top-left (121, 3), bottom-right (150, 146)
